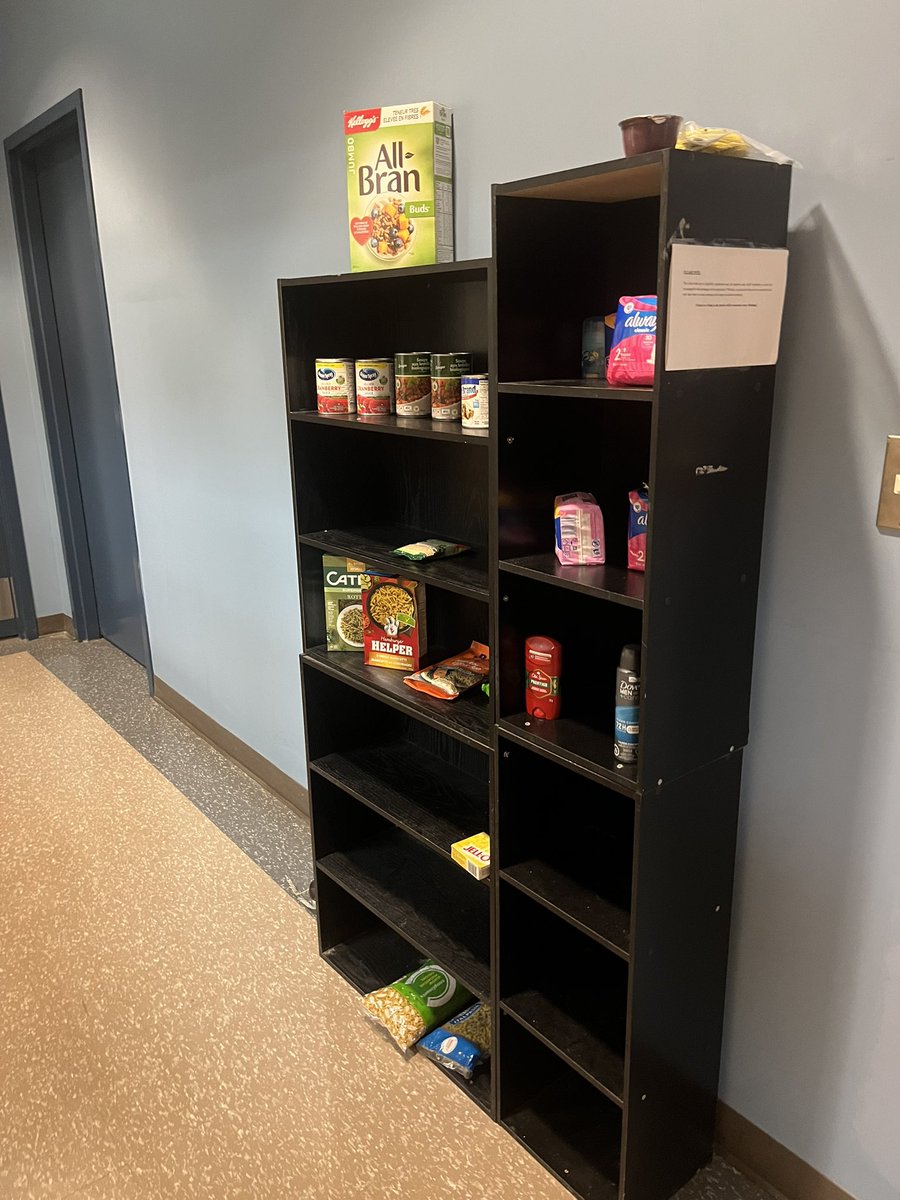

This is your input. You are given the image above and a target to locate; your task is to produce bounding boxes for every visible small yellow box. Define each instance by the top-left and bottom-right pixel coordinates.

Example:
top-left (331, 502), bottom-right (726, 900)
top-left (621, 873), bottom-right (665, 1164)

top-left (451, 832), bottom-right (490, 881)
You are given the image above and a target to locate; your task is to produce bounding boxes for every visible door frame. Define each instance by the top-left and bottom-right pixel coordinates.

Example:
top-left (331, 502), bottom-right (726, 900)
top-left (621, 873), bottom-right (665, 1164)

top-left (5, 90), bottom-right (152, 677)
top-left (0, 383), bottom-right (37, 640)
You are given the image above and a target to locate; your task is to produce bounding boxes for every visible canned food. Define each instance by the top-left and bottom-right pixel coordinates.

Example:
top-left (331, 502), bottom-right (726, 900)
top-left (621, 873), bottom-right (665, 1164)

top-left (395, 352), bottom-right (431, 417)
top-left (356, 358), bottom-right (394, 416)
top-left (431, 352), bottom-right (471, 421)
top-left (315, 358), bottom-right (356, 414)
top-left (461, 374), bottom-right (490, 428)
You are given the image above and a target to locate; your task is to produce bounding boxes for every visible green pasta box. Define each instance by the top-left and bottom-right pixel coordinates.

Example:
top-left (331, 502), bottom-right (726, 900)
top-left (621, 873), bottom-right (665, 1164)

top-left (322, 555), bottom-right (366, 651)
top-left (344, 102), bottom-right (454, 272)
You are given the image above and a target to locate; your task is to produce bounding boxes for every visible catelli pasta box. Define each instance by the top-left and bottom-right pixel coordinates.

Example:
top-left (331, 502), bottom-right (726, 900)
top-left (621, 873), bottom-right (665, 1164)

top-left (344, 102), bottom-right (454, 272)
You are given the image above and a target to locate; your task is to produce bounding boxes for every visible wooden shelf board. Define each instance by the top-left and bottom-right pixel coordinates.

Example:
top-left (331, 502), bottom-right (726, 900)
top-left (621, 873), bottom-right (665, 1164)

top-left (322, 926), bottom-right (423, 997)
top-left (500, 555), bottom-right (644, 609)
top-left (498, 714), bottom-right (638, 796)
top-left (311, 740), bottom-right (487, 869)
top-left (500, 862), bottom-right (630, 960)
top-left (502, 1070), bottom-right (621, 1200)
top-left (498, 379), bottom-right (653, 402)
top-left (301, 526), bottom-right (488, 600)
top-left (279, 258), bottom-right (492, 288)
top-left (317, 840), bottom-right (491, 998)
top-left (494, 151), bottom-right (663, 204)
top-left (290, 409), bottom-right (489, 446)
top-left (501, 992), bottom-right (625, 1107)
top-left (302, 646), bottom-right (492, 753)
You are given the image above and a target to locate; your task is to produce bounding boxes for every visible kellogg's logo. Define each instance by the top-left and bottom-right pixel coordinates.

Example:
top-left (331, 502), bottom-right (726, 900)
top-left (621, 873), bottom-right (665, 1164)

top-left (345, 109), bottom-right (381, 134)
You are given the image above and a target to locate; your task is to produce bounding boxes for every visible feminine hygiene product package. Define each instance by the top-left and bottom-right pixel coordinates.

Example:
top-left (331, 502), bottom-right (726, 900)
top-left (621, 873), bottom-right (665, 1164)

top-left (607, 295), bottom-right (657, 387)
top-left (554, 492), bottom-right (606, 566)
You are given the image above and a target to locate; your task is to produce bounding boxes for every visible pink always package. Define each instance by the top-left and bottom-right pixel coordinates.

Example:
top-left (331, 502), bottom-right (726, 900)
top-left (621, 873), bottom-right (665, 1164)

top-left (628, 486), bottom-right (649, 571)
top-left (554, 492), bottom-right (606, 566)
top-left (607, 295), bottom-right (657, 387)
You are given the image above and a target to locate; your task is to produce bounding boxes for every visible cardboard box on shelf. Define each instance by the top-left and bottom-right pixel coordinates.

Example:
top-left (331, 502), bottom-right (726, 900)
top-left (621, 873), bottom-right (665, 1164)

top-left (344, 102), bottom-right (454, 272)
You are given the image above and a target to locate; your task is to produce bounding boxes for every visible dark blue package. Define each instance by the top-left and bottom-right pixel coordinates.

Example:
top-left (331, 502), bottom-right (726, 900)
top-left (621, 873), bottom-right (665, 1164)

top-left (416, 1001), bottom-right (491, 1079)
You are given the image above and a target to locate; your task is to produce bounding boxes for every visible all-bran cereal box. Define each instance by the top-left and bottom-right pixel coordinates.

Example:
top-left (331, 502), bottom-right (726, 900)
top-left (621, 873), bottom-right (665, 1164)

top-left (344, 102), bottom-right (454, 272)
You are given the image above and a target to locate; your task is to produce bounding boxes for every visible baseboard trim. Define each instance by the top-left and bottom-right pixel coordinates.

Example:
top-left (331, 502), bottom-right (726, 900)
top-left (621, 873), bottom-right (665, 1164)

top-left (37, 612), bottom-right (75, 637)
top-left (153, 676), bottom-right (309, 818)
top-left (716, 1103), bottom-right (855, 1200)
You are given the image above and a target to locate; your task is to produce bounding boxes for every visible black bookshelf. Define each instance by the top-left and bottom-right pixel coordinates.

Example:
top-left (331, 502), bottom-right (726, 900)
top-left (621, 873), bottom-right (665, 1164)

top-left (279, 149), bottom-right (791, 1200)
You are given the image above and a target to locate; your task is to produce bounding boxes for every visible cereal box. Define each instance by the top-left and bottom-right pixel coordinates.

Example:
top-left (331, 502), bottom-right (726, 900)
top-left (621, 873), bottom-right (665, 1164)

top-left (361, 574), bottom-right (427, 671)
top-left (323, 555), bottom-right (367, 651)
top-left (344, 102), bottom-right (454, 272)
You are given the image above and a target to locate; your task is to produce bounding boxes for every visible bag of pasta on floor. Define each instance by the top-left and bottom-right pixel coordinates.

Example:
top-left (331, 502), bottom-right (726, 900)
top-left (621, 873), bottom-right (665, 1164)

top-left (362, 961), bottom-right (472, 1051)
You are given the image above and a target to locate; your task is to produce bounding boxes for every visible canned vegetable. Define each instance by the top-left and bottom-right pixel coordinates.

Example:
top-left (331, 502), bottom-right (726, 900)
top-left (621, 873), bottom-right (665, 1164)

top-left (395, 352), bottom-right (431, 417)
top-left (431, 352), bottom-right (471, 421)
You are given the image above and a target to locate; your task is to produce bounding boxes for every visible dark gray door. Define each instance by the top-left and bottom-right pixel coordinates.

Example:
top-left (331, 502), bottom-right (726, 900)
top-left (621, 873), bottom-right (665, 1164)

top-left (0, 386), bottom-right (36, 641)
top-left (0, 505), bottom-right (17, 637)
top-left (31, 129), bottom-right (148, 665)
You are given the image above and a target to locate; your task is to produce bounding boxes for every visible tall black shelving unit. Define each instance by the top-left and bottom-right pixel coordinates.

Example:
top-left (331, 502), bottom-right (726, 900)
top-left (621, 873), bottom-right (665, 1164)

top-left (279, 148), bottom-right (791, 1200)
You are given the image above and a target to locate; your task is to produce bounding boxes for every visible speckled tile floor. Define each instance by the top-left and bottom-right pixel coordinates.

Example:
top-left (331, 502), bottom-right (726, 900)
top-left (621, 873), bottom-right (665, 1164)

top-left (0, 634), bottom-right (314, 902)
top-left (0, 636), bottom-right (772, 1200)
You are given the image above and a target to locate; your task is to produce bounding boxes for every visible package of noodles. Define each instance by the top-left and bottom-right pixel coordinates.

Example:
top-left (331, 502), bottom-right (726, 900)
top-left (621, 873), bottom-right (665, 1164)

top-left (362, 962), bottom-right (473, 1051)
top-left (417, 1001), bottom-right (492, 1079)
top-left (676, 122), bottom-right (796, 165)
top-left (361, 574), bottom-right (426, 671)
top-left (403, 642), bottom-right (489, 700)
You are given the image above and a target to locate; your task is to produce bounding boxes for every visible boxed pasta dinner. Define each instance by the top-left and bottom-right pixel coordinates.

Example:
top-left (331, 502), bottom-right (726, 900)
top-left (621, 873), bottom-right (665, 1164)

top-left (344, 102), bottom-right (454, 272)
top-left (361, 574), bottom-right (427, 671)
top-left (323, 555), bottom-right (366, 651)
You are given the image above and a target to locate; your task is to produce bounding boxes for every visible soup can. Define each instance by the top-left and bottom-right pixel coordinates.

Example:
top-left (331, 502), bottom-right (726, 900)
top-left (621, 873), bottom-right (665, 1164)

top-left (461, 374), bottom-right (490, 428)
top-left (356, 358), bottom-right (394, 416)
top-left (394, 352), bottom-right (431, 417)
top-left (431, 352), bottom-right (471, 421)
top-left (315, 358), bottom-right (356, 414)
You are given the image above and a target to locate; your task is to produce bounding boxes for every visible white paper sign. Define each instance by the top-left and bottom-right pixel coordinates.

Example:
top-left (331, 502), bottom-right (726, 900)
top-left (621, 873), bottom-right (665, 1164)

top-left (665, 243), bottom-right (789, 371)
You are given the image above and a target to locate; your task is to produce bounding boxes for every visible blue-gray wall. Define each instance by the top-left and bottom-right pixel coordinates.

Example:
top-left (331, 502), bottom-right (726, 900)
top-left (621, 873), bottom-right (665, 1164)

top-left (1, 3), bottom-right (898, 1195)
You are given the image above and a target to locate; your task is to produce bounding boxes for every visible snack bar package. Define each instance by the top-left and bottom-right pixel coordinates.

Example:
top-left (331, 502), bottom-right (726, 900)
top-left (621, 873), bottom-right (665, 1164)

top-left (403, 642), bottom-right (489, 700)
top-left (417, 1001), bottom-right (492, 1080)
top-left (362, 962), bottom-right (473, 1051)
top-left (392, 538), bottom-right (469, 562)
top-left (607, 295), bottom-right (657, 387)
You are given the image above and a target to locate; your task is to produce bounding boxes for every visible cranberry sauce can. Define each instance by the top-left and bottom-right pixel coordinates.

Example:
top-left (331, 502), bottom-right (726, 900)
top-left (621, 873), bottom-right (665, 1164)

top-left (315, 358), bottom-right (356, 414)
top-left (355, 358), bottom-right (394, 416)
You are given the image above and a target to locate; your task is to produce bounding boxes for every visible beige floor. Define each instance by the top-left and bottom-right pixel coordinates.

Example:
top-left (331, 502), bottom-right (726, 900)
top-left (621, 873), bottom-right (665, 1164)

top-left (0, 651), bottom-right (569, 1200)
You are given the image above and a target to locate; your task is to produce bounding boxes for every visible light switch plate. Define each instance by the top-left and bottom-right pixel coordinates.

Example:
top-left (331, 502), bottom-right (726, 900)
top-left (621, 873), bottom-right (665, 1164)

top-left (876, 435), bottom-right (900, 532)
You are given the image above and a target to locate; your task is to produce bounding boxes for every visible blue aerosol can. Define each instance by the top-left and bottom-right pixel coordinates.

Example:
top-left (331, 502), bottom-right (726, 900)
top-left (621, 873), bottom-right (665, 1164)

top-left (614, 645), bottom-right (641, 763)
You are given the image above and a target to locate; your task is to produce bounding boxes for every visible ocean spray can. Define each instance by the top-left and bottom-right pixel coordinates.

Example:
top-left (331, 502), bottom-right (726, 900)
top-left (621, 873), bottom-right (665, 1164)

top-left (614, 645), bottom-right (641, 763)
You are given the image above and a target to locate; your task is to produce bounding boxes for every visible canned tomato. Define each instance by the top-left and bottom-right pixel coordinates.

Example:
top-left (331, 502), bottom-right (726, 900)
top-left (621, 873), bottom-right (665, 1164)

top-left (461, 374), bottom-right (490, 428)
top-left (395, 352), bottom-right (431, 417)
top-left (356, 358), bottom-right (394, 416)
top-left (315, 358), bottom-right (356, 414)
top-left (431, 352), bottom-right (471, 421)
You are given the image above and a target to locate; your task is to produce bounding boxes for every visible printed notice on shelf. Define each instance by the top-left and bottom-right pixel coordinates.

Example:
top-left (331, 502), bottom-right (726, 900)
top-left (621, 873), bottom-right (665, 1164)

top-left (665, 244), bottom-right (789, 371)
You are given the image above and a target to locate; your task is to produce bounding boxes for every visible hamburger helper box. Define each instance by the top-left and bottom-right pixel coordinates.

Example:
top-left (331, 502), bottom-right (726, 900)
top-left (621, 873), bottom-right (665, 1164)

top-left (344, 102), bottom-right (454, 272)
